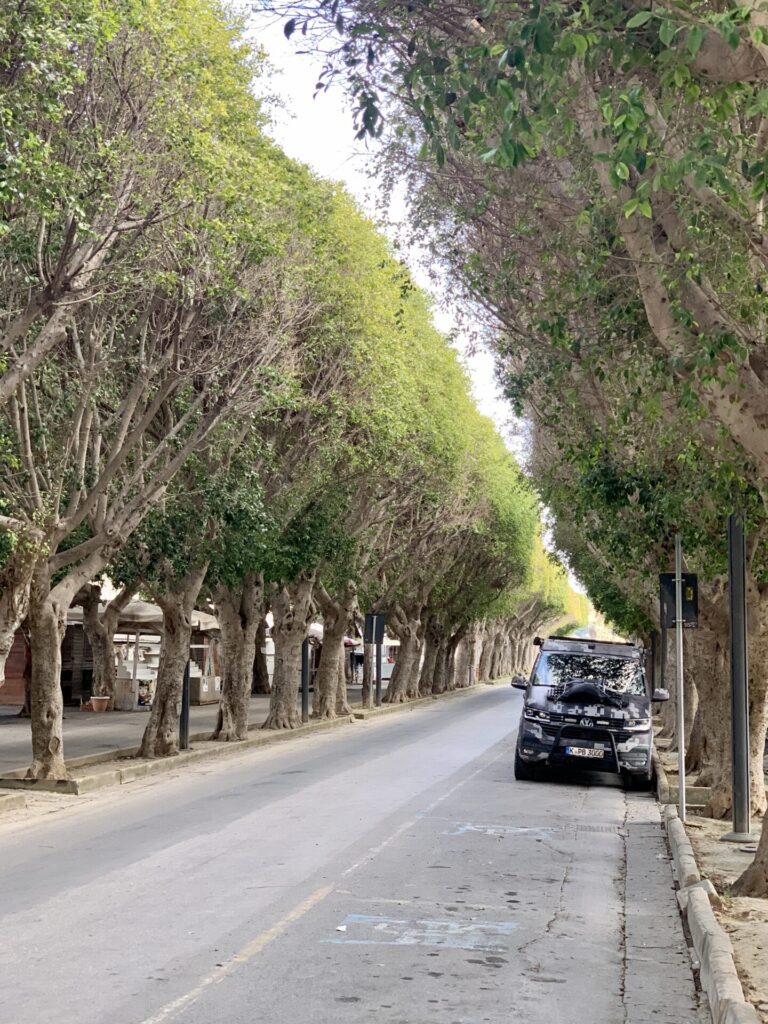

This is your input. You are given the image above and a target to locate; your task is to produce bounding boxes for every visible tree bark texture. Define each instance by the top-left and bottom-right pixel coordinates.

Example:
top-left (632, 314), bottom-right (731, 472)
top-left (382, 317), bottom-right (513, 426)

top-left (315, 581), bottom-right (356, 720)
top-left (419, 621), bottom-right (440, 697)
top-left (263, 573), bottom-right (315, 730)
top-left (78, 583), bottom-right (135, 709)
top-left (384, 608), bottom-right (421, 703)
top-left (252, 614), bottom-right (271, 694)
top-left (212, 574), bottom-right (264, 741)
top-left (25, 567), bottom-right (69, 779)
top-left (139, 564), bottom-right (208, 758)
top-left (478, 627), bottom-right (494, 682)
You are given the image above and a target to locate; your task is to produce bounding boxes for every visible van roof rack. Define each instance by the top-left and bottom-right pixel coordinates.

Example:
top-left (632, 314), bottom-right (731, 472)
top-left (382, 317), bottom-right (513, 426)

top-left (545, 635), bottom-right (636, 646)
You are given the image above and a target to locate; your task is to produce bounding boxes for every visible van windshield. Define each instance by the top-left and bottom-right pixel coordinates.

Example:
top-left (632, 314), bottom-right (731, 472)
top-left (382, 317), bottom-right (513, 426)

top-left (531, 653), bottom-right (646, 696)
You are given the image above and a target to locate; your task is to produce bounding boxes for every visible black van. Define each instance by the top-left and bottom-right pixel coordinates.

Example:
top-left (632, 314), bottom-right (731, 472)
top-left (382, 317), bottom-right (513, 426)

top-left (512, 636), bottom-right (668, 789)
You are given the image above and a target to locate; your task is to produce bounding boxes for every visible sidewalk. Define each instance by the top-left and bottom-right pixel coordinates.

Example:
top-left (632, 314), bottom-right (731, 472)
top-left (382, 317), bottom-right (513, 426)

top-left (0, 687), bottom-right (363, 776)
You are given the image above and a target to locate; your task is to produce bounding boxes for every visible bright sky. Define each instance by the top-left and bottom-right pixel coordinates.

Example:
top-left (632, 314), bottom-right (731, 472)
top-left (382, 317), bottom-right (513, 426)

top-left (249, 12), bottom-right (524, 453)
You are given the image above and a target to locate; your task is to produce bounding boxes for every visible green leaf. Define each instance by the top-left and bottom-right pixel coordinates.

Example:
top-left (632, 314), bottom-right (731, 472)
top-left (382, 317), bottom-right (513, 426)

top-left (533, 20), bottom-right (555, 54)
top-left (659, 19), bottom-right (676, 46)
top-left (685, 25), bottom-right (706, 56)
top-left (615, 162), bottom-right (630, 181)
top-left (626, 10), bottom-right (654, 28)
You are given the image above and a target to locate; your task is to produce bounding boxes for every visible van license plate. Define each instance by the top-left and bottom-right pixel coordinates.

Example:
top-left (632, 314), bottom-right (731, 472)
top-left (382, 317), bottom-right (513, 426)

top-left (566, 746), bottom-right (604, 759)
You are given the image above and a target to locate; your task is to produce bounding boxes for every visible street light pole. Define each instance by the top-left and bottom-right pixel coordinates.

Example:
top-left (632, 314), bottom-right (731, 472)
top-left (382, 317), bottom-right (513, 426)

top-left (674, 533), bottom-right (686, 823)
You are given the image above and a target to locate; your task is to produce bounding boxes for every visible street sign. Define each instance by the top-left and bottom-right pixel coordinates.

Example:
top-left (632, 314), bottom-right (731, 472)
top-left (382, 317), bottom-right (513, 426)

top-left (364, 612), bottom-right (386, 644)
top-left (659, 572), bottom-right (698, 629)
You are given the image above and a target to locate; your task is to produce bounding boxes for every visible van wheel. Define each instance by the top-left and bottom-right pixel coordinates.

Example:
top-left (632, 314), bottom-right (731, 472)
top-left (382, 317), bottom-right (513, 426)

top-left (514, 749), bottom-right (538, 781)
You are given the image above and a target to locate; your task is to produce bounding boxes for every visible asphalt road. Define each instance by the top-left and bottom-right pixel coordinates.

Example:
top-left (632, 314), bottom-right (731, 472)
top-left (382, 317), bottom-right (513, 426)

top-left (0, 687), bottom-right (707, 1024)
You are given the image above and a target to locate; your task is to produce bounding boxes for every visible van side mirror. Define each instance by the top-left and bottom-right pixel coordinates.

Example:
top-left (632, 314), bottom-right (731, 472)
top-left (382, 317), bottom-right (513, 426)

top-left (511, 675), bottom-right (528, 690)
top-left (651, 688), bottom-right (669, 702)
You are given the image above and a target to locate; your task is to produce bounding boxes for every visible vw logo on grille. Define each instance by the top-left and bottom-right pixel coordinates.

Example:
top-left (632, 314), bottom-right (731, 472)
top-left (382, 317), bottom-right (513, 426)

top-left (579, 718), bottom-right (593, 727)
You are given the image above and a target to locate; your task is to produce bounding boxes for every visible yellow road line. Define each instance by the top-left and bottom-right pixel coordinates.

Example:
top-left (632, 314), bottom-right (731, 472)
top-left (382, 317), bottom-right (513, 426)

top-left (139, 885), bottom-right (333, 1024)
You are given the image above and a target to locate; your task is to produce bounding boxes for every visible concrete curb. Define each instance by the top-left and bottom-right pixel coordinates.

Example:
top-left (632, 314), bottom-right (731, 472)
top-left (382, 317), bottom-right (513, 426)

top-left (654, 747), bottom-right (670, 804)
top-left (662, 804), bottom-right (761, 1024)
top-left (0, 791), bottom-right (26, 815)
top-left (353, 680), bottom-right (500, 720)
top-left (0, 715), bottom-right (354, 794)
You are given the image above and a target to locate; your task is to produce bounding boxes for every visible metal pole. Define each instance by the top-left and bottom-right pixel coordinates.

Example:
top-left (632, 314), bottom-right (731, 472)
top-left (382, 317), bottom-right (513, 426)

top-left (179, 659), bottom-right (190, 750)
top-left (375, 640), bottom-right (382, 707)
top-left (723, 514), bottom-right (753, 842)
top-left (649, 630), bottom-right (657, 693)
top-left (301, 637), bottom-right (310, 724)
top-left (674, 533), bottom-right (686, 823)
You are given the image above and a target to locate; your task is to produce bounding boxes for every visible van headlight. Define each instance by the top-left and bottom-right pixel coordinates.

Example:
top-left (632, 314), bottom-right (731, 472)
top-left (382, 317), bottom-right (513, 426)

top-left (625, 718), bottom-right (651, 732)
top-left (524, 707), bottom-right (550, 722)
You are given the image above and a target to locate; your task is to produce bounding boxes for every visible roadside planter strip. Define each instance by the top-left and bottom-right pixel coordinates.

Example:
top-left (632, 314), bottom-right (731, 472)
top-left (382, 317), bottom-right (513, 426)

top-left (661, 801), bottom-right (761, 1024)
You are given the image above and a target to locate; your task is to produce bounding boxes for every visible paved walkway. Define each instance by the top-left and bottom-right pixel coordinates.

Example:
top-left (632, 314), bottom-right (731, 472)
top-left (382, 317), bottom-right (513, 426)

top-left (0, 687), bottom-right (363, 775)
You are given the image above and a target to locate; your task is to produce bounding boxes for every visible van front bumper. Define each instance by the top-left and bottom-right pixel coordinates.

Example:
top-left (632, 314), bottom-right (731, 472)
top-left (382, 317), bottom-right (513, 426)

top-left (518, 718), bottom-right (652, 775)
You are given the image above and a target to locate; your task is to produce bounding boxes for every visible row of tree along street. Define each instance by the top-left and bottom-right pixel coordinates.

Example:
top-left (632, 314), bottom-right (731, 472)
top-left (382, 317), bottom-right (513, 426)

top-left (0, 2), bottom-right (586, 783)
top-left (265, 0), bottom-right (768, 894)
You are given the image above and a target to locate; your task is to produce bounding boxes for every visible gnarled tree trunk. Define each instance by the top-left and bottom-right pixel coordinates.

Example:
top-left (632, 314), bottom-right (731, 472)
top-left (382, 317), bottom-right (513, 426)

top-left (478, 625), bottom-right (494, 682)
top-left (432, 632), bottom-right (450, 695)
top-left (419, 619), bottom-right (440, 696)
top-left (252, 614), bottom-right (271, 694)
top-left (385, 606), bottom-right (421, 704)
top-left (263, 572), bottom-right (315, 730)
top-left (212, 573), bottom-right (264, 741)
top-left (77, 582), bottom-right (135, 709)
top-left (139, 564), bottom-right (208, 758)
top-left (25, 566), bottom-right (68, 780)
top-left (315, 581), bottom-right (356, 720)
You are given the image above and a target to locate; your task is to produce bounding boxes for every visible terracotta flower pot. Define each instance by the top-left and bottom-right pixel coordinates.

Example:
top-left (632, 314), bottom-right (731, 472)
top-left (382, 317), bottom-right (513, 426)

top-left (90, 695), bottom-right (109, 713)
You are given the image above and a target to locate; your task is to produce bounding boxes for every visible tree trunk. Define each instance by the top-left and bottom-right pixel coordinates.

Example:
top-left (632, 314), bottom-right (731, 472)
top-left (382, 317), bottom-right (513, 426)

top-left (431, 634), bottom-right (450, 694)
top-left (212, 574), bottom-right (263, 741)
top-left (478, 627), bottom-right (494, 681)
top-left (419, 622), bottom-right (439, 697)
top-left (336, 649), bottom-right (352, 717)
top-left (316, 626), bottom-right (344, 718)
top-left (252, 615), bottom-right (271, 694)
top-left (384, 611), bottom-right (421, 703)
top-left (315, 581), bottom-right (356, 720)
top-left (139, 564), bottom-right (208, 758)
top-left (732, 588), bottom-right (768, 895)
top-left (263, 573), bottom-right (315, 730)
top-left (76, 582), bottom-right (136, 709)
top-left (25, 567), bottom-right (68, 780)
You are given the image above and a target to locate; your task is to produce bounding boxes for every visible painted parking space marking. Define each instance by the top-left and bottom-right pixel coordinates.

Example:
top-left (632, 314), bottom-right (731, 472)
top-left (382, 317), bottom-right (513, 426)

top-left (324, 913), bottom-right (517, 951)
top-left (445, 822), bottom-right (557, 838)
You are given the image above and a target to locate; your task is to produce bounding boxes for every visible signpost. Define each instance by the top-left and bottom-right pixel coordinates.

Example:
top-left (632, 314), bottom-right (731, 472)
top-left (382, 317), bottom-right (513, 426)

top-left (659, 538), bottom-right (694, 822)
top-left (723, 514), bottom-right (754, 842)
top-left (364, 613), bottom-right (386, 707)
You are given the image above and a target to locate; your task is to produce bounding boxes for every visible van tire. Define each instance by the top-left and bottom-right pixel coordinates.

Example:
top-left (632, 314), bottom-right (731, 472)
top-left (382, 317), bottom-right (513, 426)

top-left (514, 749), bottom-right (538, 782)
